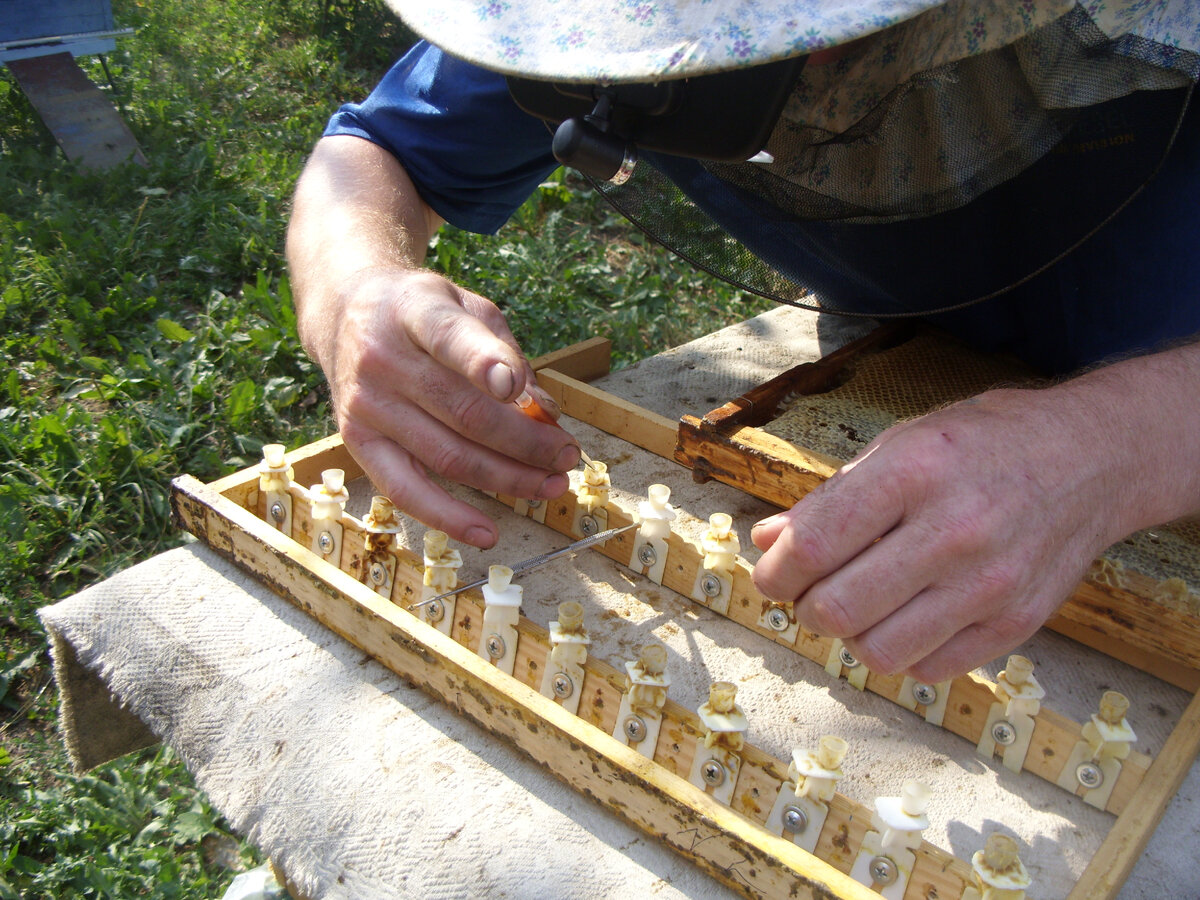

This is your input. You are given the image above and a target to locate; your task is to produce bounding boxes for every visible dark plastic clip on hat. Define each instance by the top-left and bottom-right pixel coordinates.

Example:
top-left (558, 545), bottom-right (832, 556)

top-left (552, 92), bottom-right (639, 185)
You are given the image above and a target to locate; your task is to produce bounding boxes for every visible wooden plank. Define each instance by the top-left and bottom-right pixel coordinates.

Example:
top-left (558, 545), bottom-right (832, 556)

top-left (537, 369), bottom-right (679, 460)
top-left (1052, 581), bottom-right (1200, 692)
top-left (1068, 687), bottom-right (1200, 900)
top-left (677, 416), bottom-right (840, 508)
top-left (1047, 615), bottom-right (1200, 693)
top-left (169, 472), bottom-right (908, 900)
top-left (699, 323), bottom-right (911, 432)
top-left (7, 52), bottom-right (145, 170)
top-left (530, 336), bottom-right (612, 382)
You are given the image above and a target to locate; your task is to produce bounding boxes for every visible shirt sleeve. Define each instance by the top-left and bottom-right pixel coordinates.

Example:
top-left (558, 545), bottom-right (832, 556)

top-left (324, 42), bottom-right (559, 235)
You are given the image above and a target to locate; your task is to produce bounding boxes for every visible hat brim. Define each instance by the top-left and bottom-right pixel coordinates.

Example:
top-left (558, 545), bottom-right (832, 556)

top-left (383, 0), bottom-right (946, 82)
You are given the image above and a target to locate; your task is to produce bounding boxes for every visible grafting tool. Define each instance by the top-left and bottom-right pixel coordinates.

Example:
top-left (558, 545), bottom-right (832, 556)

top-left (406, 521), bottom-right (638, 611)
top-left (514, 389), bottom-right (599, 471)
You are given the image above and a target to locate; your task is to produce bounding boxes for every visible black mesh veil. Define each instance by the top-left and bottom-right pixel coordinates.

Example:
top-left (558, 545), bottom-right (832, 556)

top-left (588, 5), bottom-right (1198, 317)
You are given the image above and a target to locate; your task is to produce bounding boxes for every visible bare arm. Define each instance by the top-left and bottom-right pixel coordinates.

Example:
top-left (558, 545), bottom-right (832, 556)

top-left (752, 340), bottom-right (1200, 681)
top-left (288, 135), bottom-right (443, 319)
top-left (287, 135), bottom-right (579, 548)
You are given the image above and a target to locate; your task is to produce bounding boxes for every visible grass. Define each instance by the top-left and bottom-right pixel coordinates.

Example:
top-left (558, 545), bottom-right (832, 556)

top-left (0, 1), bottom-right (769, 896)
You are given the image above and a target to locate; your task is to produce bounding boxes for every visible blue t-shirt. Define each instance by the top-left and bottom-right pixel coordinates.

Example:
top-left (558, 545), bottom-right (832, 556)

top-left (326, 42), bottom-right (1200, 374)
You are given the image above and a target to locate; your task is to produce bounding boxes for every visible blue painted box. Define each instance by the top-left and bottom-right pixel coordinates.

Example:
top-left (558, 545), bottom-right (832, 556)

top-left (0, 0), bottom-right (121, 62)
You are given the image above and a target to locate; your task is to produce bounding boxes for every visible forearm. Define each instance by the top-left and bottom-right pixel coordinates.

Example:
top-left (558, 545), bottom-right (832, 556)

top-left (1046, 338), bottom-right (1200, 536)
top-left (286, 134), bottom-right (443, 365)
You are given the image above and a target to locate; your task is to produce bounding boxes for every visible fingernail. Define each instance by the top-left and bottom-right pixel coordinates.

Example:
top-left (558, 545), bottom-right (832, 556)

top-left (534, 389), bottom-right (560, 415)
top-left (538, 472), bottom-right (569, 498)
top-left (553, 444), bottom-right (581, 471)
top-left (465, 525), bottom-right (496, 548)
top-left (487, 362), bottom-right (516, 400)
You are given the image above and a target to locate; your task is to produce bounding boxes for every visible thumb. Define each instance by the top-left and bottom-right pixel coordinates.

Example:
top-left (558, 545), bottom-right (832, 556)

top-left (751, 511), bottom-right (793, 550)
top-left (398, 274), bottom-right (529, 402)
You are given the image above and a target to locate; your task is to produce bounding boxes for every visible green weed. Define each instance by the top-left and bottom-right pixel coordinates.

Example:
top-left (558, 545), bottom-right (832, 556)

top-left (0, 746), bottom-right (258, 899)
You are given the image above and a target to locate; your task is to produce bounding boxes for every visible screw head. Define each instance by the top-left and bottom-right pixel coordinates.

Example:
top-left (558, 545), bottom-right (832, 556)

top-left (623, 715), bottom-right (647, 743)
top-left (317, 531), bottom-right (334, 554)
top-left (485, 634), bottom-right (506, 660)
top-left (579, 515), bottom-right (599, 537)
top-left (1076, 761), bottom-right (1104, 789)
top-left (526, 498), bottom-right (541, 509)
top-left (781, 805), bottom-right (808, 833)
top-left (912, 682), bottom-right (938, 706)
top-left (700, 573), bottom-right (723, 599)
top-left (869, 855), bottom-right (898, 886)
top-left (766, 606), bottom-right (791, 632)
top-left (552, 673), bottom-right (574, 699)
top-left (637, 543), bottom-right (658, 567)
top-left (424, 599), bottom-right (444, 624)
top-left (700, 759), bottom-right (726, 787)
top-left (838, 647), bottom-right (860, 668)
top-left (991, 720), bottom-right (1017, 746)
top-left (369, 561), bottom-right (387, 586)
top-left (269, 501), bottom-right (285, 523)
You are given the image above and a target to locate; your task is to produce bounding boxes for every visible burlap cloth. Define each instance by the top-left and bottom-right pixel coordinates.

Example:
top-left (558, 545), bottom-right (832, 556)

top-left (41, 308), bottom-right (1198, 899)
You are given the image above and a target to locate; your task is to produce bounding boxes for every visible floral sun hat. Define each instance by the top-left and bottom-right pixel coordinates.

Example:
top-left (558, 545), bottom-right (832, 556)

top-left (382, 0), bottom-right (1200, 315)
top-left (384, 0), bottom-right (945, 82)
top-left (384, 0), bottom-right (1200, 85)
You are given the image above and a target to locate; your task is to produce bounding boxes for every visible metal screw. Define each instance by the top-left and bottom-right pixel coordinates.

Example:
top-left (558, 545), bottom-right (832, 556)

top-left (369, 561), bottom-right (387, 586)
top-left (623, 715), bottom-right (647, 743)
top-left (700, 573), bottom-right (723, 598)
top-left (991, 720), bottom-right (1017, 746)
top-left (317, 531), bottom-right (334, 554)
top-left (424, 599), bottom-right (444, 624)
top-left (485, 634), bottom-right (506, 660)
top-left (1076, 761), bottom-right (1104, 790)
top-left (637, 543), bottom-right (658, 567)
top-left (869, 855), bottom-right (899, 886)
top-left (781, 805), bottom-right (808, 833)
top-left (551, 673), bottom-right (574, 699)
top-left (766, 607), bottom-right (791, 632)
top-left (700, 759), bottom-right (726, 787)
top-left (579, 515), bottom-right (599, 537)
top-left (838, 647), bottom-right (860, 668)
top-left (912, 683), bottom-right (938, 706)
top-left (269, 501), bottom-right (285, 523)
top-left (526, 498), bottom-right (541, 509)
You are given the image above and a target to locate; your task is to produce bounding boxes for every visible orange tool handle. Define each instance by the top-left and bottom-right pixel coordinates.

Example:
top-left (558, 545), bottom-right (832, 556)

top-left (514, 390), bottom-right (559, 426)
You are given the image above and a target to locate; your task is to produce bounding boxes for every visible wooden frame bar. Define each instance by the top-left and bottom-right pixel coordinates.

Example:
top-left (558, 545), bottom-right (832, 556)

top-left (1068, 687), bottom-right (1200, 899)
top-left (168, 336), bottom-right (1200, 899)
top-left (172, 470), bottom-right (976, 900)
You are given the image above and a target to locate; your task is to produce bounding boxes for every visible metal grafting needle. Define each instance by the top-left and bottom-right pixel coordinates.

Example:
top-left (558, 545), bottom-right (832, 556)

top-left (407, 521), bottom-right (638, 611)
